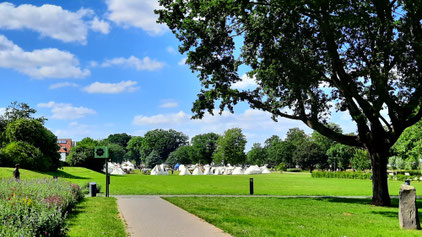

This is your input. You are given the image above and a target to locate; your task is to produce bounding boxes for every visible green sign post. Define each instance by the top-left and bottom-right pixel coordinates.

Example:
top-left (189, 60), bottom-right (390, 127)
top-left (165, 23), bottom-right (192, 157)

top-left (94, 146), bottom-right (110, 197)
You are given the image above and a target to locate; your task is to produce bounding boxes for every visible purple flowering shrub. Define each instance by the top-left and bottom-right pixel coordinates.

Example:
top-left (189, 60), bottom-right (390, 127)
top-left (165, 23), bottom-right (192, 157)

top-left (0, 178), bottom-right (83, 236)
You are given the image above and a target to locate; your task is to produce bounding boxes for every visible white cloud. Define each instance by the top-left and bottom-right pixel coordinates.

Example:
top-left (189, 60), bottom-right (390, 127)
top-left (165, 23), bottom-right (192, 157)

top-left (90, 17), bottom-right (111, 34)
top-left (160, 100), bottom-right (178, 108)
top-left (0, 107), bottom-right (5, 116)
top-left (178, 58), bottom-right (187, 66)
top-left (133, 111), bottom-right (190, 125)
top-left (38, 101), bottom-right (96, 120)
top-left (101, 56), bottom-right (164, 71)
top-left (166, 46), bottom-right (177, 55)
top-left (0, 35), bottom-right (90, 79)
top-left (106, 0), bottom-right (166, 35)
top-left (49, 82), bottom-right (79, 89)
top-left (0, 2), bottom-right (108, 44)
top-left (232, 74), bottom-right (257, 90)
top-left (83, 80), bottom-right (139, 94)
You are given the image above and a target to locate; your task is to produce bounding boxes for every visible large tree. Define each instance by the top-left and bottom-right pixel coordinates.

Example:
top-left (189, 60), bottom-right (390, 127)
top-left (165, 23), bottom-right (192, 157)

top-left (213, 128), bottom-right (247, 165)
top-left (157, 0), bottom-right (422, 206)
top-left (191, 132), bottom-right (220, 164)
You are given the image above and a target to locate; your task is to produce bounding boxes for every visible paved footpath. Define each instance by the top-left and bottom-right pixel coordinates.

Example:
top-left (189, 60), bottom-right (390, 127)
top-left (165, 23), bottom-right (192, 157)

top-left (117, 196), bottom-right (231, 237)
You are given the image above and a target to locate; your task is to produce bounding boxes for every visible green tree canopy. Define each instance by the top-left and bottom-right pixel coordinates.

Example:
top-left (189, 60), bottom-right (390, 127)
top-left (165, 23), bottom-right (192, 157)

top-left (4, 118), bottom-right (60, 170)
top-left (293, 140), bottom-right (325, 172)
top-left (191, 132), bottom-right (219, 164)
top-left (145, 150), bottom-right (163, 168)
top-left (106, 133), bottom-right (132, 150)
top-left (157, 0), bottom-right (422, 206)
top-left (140, 129), bottom-right (188, 163)
top-left (126, 136), bottom-right (144, 165)
top-left (108, 143), bottom-right (126, 164)
top-left (326, 143), bottom-right (355, 171)
top-left (392, 120), bottom-right (422, 162)
top-left (66, 137), bottom-right (105, 172)
top-left (247, 143), bottom-right (267, 166)
top-left (166, 145), bottom-right (194, 167)
top-left (213, 128), bottom-right (246, 165)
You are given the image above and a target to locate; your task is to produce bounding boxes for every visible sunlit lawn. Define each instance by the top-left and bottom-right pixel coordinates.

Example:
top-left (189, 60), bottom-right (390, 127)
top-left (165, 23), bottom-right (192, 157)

top-left (164, 197), bottom-right (422, 237)
top-left (0, 167), bottom-right (418, 196)
top-left (66, 197), bottom-right (126, 237)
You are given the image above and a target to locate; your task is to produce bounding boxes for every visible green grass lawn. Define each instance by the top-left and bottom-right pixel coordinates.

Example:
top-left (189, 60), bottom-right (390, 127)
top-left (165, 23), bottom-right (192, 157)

top-left (66, 197), bottom-right (126, 237)
top-left (0, 166), bottom-right (420, 196)
top-left (164, 197), bottom-right (422, 237)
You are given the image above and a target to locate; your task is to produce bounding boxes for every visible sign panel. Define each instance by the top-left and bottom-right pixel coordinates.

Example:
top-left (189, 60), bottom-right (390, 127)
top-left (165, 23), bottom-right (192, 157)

top-left (94, 146), bottom-right (109, 158)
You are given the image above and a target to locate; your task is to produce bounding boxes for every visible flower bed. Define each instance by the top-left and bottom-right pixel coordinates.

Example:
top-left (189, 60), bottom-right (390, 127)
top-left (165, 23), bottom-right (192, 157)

top-left (0, 178), bottom-right (83, 236)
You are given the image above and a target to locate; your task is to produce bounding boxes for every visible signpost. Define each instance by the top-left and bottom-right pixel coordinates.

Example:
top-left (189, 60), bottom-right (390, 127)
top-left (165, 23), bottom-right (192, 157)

top-left (95, 146), bottom-right (110, 197)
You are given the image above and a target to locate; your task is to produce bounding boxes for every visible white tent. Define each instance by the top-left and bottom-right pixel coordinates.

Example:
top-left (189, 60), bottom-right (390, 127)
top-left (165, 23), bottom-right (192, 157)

top-left (192, 166), bottom-right (204, 175)
top-left (223, 166), bottom-right (234, 175)
top-left (244, 165), bottom-right (262, 175)
top-left (260, 165), bottom-right (271, 174)
top-left (213, 167), bottom-right (224, 175)
top-left (151, 164), bottom-right (168, 175)
top-left (122, 161), bottom-right (135, 173)
top-left (203, 165), bottom-right (211, 175)
top-left (111, 167), bottom-right (126, 175)
top-left (232, 167), bottom-right (244, 175)
top-left (179, 165), bottom-right (191, 175)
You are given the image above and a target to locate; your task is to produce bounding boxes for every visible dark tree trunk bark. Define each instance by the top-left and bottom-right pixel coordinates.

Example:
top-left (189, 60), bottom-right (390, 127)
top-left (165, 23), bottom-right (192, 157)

top-left (368, 144), bottom-right (391, 206)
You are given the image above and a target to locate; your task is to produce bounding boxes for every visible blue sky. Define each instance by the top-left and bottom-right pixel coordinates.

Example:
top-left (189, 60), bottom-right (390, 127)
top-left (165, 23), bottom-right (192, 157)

top-left (0, 0), bottom-right (357, 149)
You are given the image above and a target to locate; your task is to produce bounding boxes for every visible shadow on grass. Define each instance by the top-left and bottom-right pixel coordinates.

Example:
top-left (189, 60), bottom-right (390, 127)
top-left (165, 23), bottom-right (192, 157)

top-left (40, 170), bottom-right (90, 180)
top-left (65, 199), bottom-right (88, 228)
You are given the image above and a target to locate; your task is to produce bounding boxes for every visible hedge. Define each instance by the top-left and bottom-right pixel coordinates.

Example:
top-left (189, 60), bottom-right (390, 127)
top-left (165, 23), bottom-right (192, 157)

top-left (312, 171), bottom-right (372, 179)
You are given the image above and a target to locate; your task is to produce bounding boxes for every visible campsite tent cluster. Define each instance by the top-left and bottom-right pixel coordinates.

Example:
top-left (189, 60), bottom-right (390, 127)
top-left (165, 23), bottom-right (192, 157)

top-left (103, 161), bottom-right (135, 175)
top-left (151, 164), bottom-right (272, 175)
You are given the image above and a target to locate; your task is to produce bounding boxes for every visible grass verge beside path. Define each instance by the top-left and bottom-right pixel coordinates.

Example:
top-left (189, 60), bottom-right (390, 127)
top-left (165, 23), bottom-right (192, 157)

top-left (1, 167), bottom-right (422, 196)
top-left (164, 197), bottom-right (422, 237)
top-left (66, 197), bottom-right (126, 237)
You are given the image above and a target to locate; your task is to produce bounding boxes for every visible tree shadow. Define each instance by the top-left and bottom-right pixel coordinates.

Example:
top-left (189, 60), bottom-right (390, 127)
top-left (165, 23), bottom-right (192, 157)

top-left (65, 199), bottom-right (87, 228)
top-left (39, 170), bottom-right (90, 180)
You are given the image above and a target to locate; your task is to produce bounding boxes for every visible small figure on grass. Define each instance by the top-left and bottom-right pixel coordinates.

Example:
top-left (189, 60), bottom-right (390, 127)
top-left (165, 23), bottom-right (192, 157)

top-left (13, 164), bottom-right (20, 181)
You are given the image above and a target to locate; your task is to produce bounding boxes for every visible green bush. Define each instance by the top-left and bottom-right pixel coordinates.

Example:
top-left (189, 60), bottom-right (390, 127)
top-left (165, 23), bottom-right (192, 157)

top-left (395, 170), bottom-right (422, 176)
top-left (312, 171), bottom-right (372, 179)
top-left (81, 182), bottom-right (102, 194)
top-left (1, 141), bottom-right (43, 170)
top-left (0, 178), bottom-right (83, 236)
top-left (286, 168), bottom-right (302, 172)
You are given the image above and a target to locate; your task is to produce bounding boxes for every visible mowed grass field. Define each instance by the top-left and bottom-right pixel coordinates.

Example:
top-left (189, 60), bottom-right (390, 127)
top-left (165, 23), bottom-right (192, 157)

top-left (0, 166), bottom-right (421, 196)
top-left (164, 197), bottom-right (422, 237)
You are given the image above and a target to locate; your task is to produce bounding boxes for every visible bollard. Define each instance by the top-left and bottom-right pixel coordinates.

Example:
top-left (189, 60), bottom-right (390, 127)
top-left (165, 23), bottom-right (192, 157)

top-left (405, 179), bottom-right (411, 185)
top-left (89, 182), bottom-right (97, 197)
top-left (250, 178), bottom-right (254, 195)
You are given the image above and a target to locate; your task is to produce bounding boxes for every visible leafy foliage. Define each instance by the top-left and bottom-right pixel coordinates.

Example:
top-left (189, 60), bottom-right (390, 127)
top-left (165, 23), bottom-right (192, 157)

top-left (106, 133), bottom-right (132, 151)
top-left (213, 128), bottom-right (246, 165)
top-left (191, 133), bottom-right (219, 164)
top-left (66, 138), bottom-right (105, 172)
top-left (126, 136), bottom-right (143, 165)
top-left (145, 150), bottom-right (163, 168)
top-left (140, 129), bottom-right (188, 163)
top-left (247, 143), bottom-right (267, 166)
top-left (166, 146), bottom-right (194, 167)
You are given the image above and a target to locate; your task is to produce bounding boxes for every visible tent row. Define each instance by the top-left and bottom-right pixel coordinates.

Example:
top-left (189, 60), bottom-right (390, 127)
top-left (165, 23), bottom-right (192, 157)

top-left (150, 164), bottom-right (271, 176)
top-left (103, 161), bottom-right (135, 175)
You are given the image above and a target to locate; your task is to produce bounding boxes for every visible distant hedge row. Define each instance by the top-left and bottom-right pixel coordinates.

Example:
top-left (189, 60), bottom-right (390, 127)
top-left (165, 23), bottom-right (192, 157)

top-left (311, 171), bottom-right (372, 179)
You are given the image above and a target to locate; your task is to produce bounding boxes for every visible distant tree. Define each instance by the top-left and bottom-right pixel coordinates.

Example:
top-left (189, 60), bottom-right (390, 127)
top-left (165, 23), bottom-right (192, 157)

top-left (106, 133), bottom-right (132, 150)
top-left (351, 149), bottom-right (371, 171)
top-left (166, 145), bottom-right (194, 167)
top-left (392, 121), bottom-right (422, 162)
top-left (5, 118), bottom-right (60, 170)
top-left (191, 133), bottom-right (219, 164)
top-left (140, 129), bottom-right (188, 163)
top-left (293, 140), bottom-right (325, 172)
top-left (264, 136), bottom-right (295, 167)
top-left (213, 128), bottom-right (246, 165)
top-left (326, 143), bottom-right (355, 171)
top-left (145, 150), bottom-right (163, 168)
top-left (67, 137), bottom-right (105, 172)
top-left (247, 143), bottom-right (267, 166)
top-left (108, 143), bottom-right (126, 163)
top-left (312, 123), bottom-right (343, 152)
top-left (126, 136), bottom-right (143, 165)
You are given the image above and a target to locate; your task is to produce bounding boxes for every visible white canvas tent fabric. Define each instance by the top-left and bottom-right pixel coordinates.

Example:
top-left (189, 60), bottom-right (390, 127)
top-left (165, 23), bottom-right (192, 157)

top-left (244, 165), bottom-right (262, 175)
top-left (260, 165), bottom-right (271, 174)
top-left (203, 165), bottom-right (211, 175)
top-left (179, 166), bottom-right (191, 175)
top-left (122, 161), bottom-right (135, 173)
top-left (192, 167), bottom-right (203, 175)
top-left (111, 167), bottom-right (126, 175)
top-left (213, 167), bottom-right (223, 175)
top-left (178, 165), bottom-right (186, 171)
top-left (223, 166), bottom-right (234, 175)
top-left (232, 167), bottom-right (244, 175)
top-left (151, 164), bottom-right (168, 175)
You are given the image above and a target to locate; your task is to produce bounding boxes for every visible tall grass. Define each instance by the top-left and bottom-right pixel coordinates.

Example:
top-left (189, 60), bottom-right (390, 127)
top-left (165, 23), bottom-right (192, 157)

top-left (0, 178), bottom-right (83, 236)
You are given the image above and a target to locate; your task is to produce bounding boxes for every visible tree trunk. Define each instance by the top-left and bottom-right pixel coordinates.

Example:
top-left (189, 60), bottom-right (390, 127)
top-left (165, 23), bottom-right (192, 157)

top-left (369, 145), bottom-right (391, 206)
